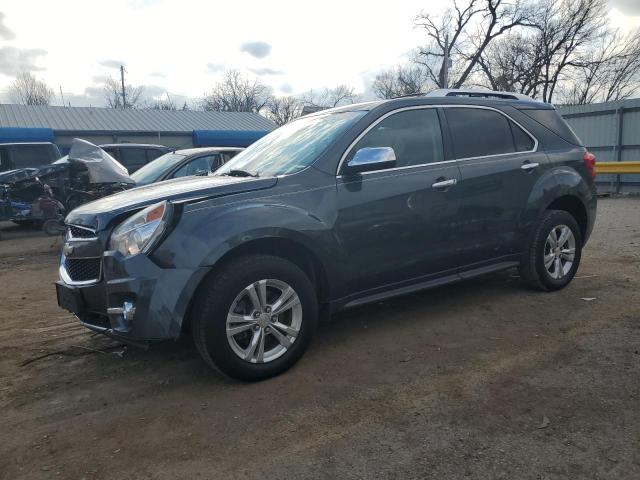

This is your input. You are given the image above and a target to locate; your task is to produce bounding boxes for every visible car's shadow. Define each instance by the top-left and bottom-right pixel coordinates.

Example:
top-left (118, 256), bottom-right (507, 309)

top-left (77, 268), bottom-right (526, 387)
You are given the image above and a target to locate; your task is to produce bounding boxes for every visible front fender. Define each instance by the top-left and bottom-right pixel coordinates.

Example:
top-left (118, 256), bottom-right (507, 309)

top-left (156, 198), bottom-right (342, 291)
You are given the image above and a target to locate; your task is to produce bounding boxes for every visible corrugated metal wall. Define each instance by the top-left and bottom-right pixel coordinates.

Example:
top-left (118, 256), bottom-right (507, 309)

top-left (558, 99), bottom-right (640, 193)
top-left (54, 133), bottom-right (193, 153)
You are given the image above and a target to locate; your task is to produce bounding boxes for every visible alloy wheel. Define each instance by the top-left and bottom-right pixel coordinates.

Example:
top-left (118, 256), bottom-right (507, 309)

top-left (225, 279), bottom-right (302, 363)
top-left (544, 224), bottom-right (576, 280)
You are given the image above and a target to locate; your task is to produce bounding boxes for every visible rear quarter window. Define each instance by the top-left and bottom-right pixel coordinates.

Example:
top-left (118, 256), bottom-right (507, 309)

top-left (521, 109), bottom-right (583, 146)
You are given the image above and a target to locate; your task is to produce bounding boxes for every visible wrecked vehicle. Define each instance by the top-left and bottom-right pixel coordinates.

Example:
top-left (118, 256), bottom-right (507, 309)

top-left (0, 168), bottom-right (65, 235)
top-left (62, 139), bottom-right (135, 210)
top-left (56, 90), bottom-right (597, 381)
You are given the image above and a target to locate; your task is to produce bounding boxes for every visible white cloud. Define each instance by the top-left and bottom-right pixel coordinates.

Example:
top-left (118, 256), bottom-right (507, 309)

top-left (0, 0), bottom-right (637, 106)
top-left (0, 46), bottom-right (47, 75)
top-left (0, 11), bottom-right (15, 39)
top-left (206, 63), bottom-right (225, 73)
top-left (240, 41), bottom-right (271, 59)
top-left (98, 59), bottom-right (124, 69)
top-left (249, 67), bottom-right (284, 76)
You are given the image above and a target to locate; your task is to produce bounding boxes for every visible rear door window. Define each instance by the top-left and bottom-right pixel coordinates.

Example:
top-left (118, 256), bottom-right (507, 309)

top-left (348, 108), bottom-right (444, 168)
top-left (221, 151), bottom-right (240, 165)
top-left (172, 155), bottom-right (219, 178)
top-left (510, 121), bottom-right (535, 152)
top-left (9, 145), bottom-right (53, 169)
top-left (445, 108), bottom-right (517, 158)
top-left (119, 148), bottom-right (148, 170)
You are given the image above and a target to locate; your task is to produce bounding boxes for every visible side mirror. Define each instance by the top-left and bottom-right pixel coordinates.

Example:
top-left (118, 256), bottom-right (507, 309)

top-left (195, 169), bottom-right (208, 176)
top-left (345, 147), bottom-right (396, 174)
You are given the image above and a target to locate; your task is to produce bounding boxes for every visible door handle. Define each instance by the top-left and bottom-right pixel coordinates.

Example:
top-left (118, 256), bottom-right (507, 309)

top-left (431, 178), bottom-right (457, 189)
top-left (521, 162), bottom-right (539, 171)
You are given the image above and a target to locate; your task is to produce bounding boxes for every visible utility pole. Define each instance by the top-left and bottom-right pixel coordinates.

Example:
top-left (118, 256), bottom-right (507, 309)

top-left (120, 65), bottom-right (127, 109)
top-left (443, 33), bottom-right (450, 89)
top-left (59, 86), bottom-right (66, 107)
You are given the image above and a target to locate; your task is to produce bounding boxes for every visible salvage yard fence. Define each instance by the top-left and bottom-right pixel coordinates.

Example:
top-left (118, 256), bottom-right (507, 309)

top-left (558, 98), bottom-right (640, 194)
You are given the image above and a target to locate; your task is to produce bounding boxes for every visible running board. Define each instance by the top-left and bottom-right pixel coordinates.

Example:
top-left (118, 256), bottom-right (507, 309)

top-left (340, 261), bottom-right (519, 310)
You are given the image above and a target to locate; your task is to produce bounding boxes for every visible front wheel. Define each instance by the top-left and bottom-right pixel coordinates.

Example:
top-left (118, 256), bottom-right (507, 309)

top-left (191, 254), bottom-right (318, 381)
top-left (520, 209), bottom-right (583, 291)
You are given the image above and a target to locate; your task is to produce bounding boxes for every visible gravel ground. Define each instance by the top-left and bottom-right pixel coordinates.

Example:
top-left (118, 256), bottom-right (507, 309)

top-left (0, 197), bottom-right (638, 480)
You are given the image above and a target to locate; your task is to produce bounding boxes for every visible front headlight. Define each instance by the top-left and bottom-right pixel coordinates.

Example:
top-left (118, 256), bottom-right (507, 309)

top-left (108, 201), bottom-right (173, 257)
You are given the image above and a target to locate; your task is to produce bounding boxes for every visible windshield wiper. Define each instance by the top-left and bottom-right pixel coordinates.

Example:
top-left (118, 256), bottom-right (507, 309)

top-left (222, 169), bottom-right (258, 178)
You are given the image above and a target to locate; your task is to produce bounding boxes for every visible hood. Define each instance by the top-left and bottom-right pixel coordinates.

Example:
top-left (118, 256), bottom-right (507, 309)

top-left (66, 174), bottom-right (278, 230)
top-left (68, 138), bottom-right (134, 185)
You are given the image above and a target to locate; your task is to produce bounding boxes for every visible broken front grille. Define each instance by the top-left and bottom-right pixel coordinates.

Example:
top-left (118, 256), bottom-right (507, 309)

top-left (64, 258), bottom-right (101, 283)
top-left (67, 225), bottom-right (96, 239)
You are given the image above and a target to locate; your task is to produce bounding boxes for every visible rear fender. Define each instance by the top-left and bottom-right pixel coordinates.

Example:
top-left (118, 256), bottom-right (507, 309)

top-left (519, 166), bottom-right (595, 244)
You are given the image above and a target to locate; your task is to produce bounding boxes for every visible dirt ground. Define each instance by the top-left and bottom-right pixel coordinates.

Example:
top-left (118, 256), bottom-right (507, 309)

top-left (0, 197), bottom-right (638, 480)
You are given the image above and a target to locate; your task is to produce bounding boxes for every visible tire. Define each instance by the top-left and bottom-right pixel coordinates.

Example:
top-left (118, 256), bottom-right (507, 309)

top-left (42, 218), bottom-right (63, 236)
top-left (191, 254), bottom-right (318, 381)
top-left (519, 209), bottom-right (583, 291)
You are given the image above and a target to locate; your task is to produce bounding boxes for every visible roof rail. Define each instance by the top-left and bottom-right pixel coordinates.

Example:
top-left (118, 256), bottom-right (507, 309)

top-left (424, 88), bottom-right (536, 101)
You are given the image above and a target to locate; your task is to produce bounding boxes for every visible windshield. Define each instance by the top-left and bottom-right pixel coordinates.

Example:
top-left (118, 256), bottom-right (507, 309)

top-left (131, 152), bottom-right (186, 185)
top-left (216, 111), bottom-right (366, 177)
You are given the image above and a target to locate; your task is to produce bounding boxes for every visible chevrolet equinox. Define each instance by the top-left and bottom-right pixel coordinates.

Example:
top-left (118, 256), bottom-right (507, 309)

top-left (56, 89), bottom-right (597, 380)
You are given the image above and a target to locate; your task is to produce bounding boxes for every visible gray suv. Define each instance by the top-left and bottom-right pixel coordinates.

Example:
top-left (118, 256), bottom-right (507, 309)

top-left (56, 89), bottom-right (597, 381)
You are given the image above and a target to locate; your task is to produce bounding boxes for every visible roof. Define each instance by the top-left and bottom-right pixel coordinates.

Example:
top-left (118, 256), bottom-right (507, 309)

top-left (99, 143), bottom-right (170, 149)
top-left (0, 141), bottom-right (55, 146)
top-left (315, 94), bottom-right (550, 118)
top-left (175, 146), bottom-right (244, 155)
top-left (424, 88), bottom-right (541, 102)
top-left (0, 104), bottom-right (276, 133)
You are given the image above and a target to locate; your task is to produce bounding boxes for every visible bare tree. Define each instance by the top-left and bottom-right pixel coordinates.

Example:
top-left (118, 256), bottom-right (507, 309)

top-left (203, 70), bottom-right (272, 113)
top-left (303, 85), bottom-right (356, 108)
top-left (413, 0), bottom-right (536, 88)
top-left (476, 0), bottom-right (614, 103)
top-left (266, 96), bottom-right (303, 126)
top-left (9, 72), bottom-right (54, 106)
top-left (372, 65), bottom-right (430, 99)
top-left (476, 32), bottom-right (544, 96)
top-left (561, 29), bottom-right (640, 104)
top-left (534, 0), bottom-right (608, 102)
top-left (103, 77), bottom-right (144, 109)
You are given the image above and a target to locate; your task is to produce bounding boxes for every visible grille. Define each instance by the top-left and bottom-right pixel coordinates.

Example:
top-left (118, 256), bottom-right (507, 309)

top-left (64, 258), bottom-right (101, 282)
top-left (68, 225), bottom-right (96, 239)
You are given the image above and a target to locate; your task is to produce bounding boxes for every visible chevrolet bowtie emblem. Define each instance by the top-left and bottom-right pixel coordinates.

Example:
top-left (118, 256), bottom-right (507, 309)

top-left (63, 244), bottom-right (74, 256)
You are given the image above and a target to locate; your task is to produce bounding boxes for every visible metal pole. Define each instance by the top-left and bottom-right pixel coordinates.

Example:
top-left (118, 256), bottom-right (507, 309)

top-left (59, 86), bottom-right (66, 107)
top-left (616, 107), bottom-right (624, 194)
top-left (120, 65), bottom-right (126, 109)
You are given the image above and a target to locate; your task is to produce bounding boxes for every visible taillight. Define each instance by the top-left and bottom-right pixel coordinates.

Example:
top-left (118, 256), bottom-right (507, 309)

top-left (583, 151), bottom-right (596, 179)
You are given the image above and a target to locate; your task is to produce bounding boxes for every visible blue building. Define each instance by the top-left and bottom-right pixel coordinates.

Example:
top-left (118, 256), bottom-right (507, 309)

top-left (0, 104), bottom-right (276, 154)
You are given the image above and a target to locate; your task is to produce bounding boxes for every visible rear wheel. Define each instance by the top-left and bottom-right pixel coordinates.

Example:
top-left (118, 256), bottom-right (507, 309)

top-left (191, 254), bottom-right (318, 381)
top-left (520, 209), bottom-right (583, 291)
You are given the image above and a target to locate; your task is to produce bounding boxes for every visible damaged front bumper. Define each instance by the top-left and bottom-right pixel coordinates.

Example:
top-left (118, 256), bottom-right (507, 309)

top-left (56, 229), bottom-right (209, 345)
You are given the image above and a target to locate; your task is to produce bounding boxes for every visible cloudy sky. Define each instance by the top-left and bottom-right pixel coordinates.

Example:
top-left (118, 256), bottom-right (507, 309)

top-left (0, 0), bottom-right (639, 107)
